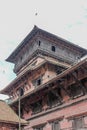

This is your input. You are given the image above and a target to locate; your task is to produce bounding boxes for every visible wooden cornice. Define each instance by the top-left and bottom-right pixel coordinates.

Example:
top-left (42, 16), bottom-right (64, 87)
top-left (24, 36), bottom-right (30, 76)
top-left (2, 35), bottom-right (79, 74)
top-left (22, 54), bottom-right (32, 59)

top-left (6, 25), bottom-right (87, 64)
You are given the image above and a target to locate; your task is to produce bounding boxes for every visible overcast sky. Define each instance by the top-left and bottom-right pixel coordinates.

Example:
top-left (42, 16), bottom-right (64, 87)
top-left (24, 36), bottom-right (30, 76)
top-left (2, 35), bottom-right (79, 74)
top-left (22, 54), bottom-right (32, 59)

top-left (0, 0), bottom-right (87, 99)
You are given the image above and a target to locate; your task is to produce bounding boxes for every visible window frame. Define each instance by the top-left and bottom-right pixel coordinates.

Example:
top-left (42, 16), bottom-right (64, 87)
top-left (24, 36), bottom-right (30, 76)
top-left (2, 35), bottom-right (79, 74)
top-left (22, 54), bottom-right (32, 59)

top-left (52, 120), bottom-right (60, 130)
top-left (51, 46), bottom-right (56, 52)
top-left (72, 117), bottom-right (84, 129)
top-left (33, 76), bottom-right (43, 88)
top-left (33, 124), bottom-right (44, 130)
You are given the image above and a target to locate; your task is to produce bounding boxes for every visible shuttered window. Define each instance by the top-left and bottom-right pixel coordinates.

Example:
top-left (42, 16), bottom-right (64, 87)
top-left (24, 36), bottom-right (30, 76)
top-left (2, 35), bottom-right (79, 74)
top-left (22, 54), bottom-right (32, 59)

top-left (52, 121), bottom-right (60, 130)
top-left (73, 117), bottom-right (84, 130)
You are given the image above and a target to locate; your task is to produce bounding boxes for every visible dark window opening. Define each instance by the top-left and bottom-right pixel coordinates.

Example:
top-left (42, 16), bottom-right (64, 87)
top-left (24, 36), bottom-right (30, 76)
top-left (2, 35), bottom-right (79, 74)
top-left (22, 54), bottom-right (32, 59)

top-left (68, 84), bottom-right (83, 98)
top-left (56, 66), bottom-right (66, 75)
top-left (17, 87), bottom-right (24, 97)
top-left (38, 40), bottom-right (41, 46)
top-left (51, 46), bottom-right (56, 52)
top-left (48, 90), bottom-right (61, 108)
top-left (19, 87), bottom-right (24, 96)
top-left (33, 76), bottom-right (42, 87)
top-left (37, 79), bottom-right (41, 85)
top-left (32, 100), bottom-right (42, 114)
top-left (56, 69), bottom-right (62, 75)
top-left (56, 67), bottom-right (63, 75)
top-left (81, 78), bottom-right (87, 92)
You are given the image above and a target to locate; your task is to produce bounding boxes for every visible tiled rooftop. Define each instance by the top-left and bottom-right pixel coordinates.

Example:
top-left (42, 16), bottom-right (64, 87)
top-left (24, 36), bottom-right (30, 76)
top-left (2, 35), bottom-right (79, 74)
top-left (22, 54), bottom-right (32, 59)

top-left (0, 100), bottom-right (27, 125)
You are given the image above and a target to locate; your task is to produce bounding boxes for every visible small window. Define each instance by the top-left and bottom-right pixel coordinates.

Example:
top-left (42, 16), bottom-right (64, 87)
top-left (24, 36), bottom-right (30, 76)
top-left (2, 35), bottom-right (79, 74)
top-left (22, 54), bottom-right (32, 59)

top-left (38, 40), bottom-right (41, 46)
top-left (48, 89), bottom-right (62, 108)
top-left (33, 76), bottom-right (42, 87)
top-left (32, 100), bottom-right (42, 114)
top-left (19, 87), bottom-right (24, 96)
top-left (37, 79), bottom-right (41, 85)
top-left (51, 46), bottom-right (56, 52)
top-left (68, 84), bottom-right (83, 98)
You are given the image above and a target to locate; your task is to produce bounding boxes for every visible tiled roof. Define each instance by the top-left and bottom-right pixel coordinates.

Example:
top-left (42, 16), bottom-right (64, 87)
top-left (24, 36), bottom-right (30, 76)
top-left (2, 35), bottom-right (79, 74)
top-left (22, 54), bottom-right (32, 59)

top-left (0, 100), bottom-right (27, 125)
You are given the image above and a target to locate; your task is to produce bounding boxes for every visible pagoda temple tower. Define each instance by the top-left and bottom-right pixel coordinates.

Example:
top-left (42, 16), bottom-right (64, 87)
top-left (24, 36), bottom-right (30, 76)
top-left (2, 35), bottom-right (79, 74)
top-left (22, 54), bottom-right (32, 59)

top-left (1, 26), bottom-right (87, 130)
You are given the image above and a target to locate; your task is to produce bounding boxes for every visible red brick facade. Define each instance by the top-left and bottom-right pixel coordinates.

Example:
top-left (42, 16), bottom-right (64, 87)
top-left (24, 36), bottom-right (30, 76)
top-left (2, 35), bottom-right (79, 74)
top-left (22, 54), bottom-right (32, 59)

top-left (0, 124), bottom-right (17, 130)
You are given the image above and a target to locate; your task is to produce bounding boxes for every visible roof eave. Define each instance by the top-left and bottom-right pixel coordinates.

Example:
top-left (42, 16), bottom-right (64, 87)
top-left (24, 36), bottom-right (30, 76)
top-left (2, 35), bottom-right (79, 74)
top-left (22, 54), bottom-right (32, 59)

top-left (38, 28), bottom-right (87, 56)
top-left (6, 25), bottom-right (39, 63)
top-left (0, 119), bottom-right (28, 126)
top-left (6, 26), bottom-right (87, 63)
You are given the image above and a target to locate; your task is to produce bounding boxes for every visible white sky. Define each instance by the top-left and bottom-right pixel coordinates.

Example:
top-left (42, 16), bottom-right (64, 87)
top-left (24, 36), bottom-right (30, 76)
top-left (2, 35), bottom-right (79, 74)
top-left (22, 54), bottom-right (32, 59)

top-left (0, 0), bottom-right (87, 99)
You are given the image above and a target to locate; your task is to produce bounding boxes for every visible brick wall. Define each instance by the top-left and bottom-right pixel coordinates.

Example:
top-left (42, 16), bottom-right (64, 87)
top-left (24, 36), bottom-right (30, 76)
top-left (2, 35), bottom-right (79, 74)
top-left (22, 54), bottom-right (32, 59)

top-left (24, 98), bottom-right (87, 130)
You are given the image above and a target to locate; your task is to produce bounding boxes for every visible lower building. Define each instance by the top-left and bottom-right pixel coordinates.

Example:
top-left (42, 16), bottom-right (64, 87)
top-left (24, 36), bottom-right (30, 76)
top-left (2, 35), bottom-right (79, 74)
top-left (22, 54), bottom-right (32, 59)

top-left (0, 100), bottom-right (27, 130)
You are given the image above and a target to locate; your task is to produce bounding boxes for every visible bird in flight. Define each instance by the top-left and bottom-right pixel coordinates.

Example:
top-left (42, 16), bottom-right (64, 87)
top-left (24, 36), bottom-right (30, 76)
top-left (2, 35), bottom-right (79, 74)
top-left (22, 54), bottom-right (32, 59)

top-left (35, 13), bottom-right (38, 16)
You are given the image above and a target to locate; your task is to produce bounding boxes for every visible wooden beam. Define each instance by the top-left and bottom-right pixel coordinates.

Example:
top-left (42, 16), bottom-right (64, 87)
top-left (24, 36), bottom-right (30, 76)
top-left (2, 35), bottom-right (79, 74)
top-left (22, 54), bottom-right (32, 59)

top-left (71, 71), bottom-right (86, 94)
top-left (81, 66), bottom-right (87, 73)
top-left (60, 85), bottom-right (71, 97)
top-left (57, 80), bottom-right (71, 97)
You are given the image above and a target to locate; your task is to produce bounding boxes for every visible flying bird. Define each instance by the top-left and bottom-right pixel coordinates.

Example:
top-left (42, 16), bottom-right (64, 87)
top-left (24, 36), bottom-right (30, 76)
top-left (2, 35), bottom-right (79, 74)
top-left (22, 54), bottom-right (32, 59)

top-left (35, 13), bottom-right (38, 16)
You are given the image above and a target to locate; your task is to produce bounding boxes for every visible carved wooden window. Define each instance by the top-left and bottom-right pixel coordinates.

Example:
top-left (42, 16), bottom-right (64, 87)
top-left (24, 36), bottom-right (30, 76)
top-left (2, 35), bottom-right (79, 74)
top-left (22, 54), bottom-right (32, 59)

top-left (48, 89), bottom-right (62, 108)
top-left (20, 87), bottom-right (24, 96)
top-left (68, 84), bottom-right (83, 98)
top-left (72, 117), bottom-right (84, 130)
top-left (37, 78), bottom-right (42, 85)
top-left (33, 76), bottom-right (42, 87)
top-left (52, 121), bottom-right (60, 130)
top-left (32, 100), bottom-right (42, 114)
top-left (51, 46), bottom-right (56, 52)
top-left (16, 87), bottom-right (24, 97)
